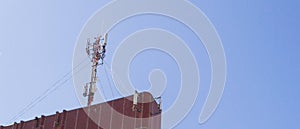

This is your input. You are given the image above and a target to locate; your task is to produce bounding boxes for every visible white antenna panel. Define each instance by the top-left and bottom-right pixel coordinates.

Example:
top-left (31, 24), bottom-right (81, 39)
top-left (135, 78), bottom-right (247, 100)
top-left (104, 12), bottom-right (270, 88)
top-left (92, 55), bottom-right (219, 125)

top-left (133, 91), bottom-right (138, 105)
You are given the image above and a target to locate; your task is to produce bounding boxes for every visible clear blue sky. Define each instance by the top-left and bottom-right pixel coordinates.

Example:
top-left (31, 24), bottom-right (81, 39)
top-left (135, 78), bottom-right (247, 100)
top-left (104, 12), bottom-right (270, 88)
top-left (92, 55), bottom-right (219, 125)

top-left (0, 0), bottom-right (299, 129)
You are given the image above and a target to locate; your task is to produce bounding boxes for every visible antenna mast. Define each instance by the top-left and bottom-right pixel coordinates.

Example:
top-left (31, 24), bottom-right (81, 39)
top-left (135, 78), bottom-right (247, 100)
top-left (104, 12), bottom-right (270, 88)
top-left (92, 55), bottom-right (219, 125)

top-left (83, 33), bottom-right (108, 106)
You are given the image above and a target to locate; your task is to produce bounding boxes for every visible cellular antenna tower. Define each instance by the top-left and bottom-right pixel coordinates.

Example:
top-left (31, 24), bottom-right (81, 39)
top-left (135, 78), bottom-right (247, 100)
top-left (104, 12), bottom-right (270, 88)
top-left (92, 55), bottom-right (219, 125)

top-left (83, 33), bottom-right (108, 106)
top-left (1, 32), bottom-right (162, 129)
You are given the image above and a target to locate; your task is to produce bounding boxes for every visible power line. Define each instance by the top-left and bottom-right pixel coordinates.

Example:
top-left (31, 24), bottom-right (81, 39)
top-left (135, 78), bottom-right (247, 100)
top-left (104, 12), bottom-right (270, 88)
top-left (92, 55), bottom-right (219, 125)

top-left (9, 58), bottom-right (90, 124)
top-left (104, 63), bottom-right (115, 98)
top-left (103, 61), bottom-right (131, 95)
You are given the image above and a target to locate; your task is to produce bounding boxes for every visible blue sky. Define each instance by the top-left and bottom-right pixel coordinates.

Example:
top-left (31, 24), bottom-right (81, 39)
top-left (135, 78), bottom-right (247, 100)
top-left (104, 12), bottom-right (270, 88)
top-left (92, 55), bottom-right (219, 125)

top-left (0, 0), bottom-right (300, 129)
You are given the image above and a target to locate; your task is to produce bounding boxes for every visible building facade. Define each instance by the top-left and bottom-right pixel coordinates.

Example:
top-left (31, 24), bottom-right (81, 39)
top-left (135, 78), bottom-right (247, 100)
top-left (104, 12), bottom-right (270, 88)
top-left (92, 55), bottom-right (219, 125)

top-left (1, 92), bottom-right (161, 129)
